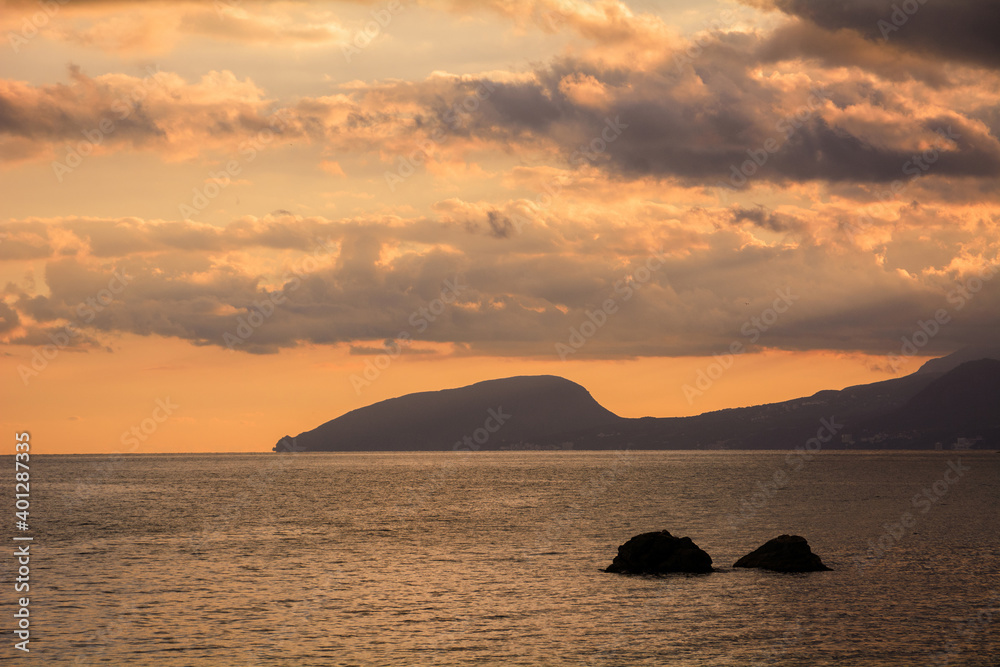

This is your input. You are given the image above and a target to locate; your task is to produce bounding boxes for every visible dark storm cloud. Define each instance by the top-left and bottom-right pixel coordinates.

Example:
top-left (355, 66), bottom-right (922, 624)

top-left (6, 38), bottom-right (999, 187)
top-left (428, 51), bottom-right (1000, 186)
top-left (754, 20), bottom-right (952, 86)
top-left (751, 0), bottom-right (1000, 69)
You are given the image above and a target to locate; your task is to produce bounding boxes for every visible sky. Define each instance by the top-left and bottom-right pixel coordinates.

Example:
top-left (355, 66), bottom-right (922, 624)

top-left (1, 0), bottom-right (998, 454)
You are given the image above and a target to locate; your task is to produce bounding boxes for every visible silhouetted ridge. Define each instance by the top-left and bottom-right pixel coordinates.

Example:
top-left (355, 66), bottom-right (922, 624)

top-left (276, 375), bottom-right (622, 452)
top-left (916, 345), bottom-right (1000, 375)
top-left (274, 349), bottom-right (1000, 451)
top-left (859, 359), bottom-right (1000, 445)
top-left (906, 358), bottom-right (1000, 418)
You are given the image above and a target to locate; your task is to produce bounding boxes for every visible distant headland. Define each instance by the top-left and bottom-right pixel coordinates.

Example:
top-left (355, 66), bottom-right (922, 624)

top-left (274, 347), bottom-right (1000, 452)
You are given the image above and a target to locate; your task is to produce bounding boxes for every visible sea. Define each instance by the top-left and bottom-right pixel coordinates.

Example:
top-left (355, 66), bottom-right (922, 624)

top-left (9, 450), bottom-right (1000, 666)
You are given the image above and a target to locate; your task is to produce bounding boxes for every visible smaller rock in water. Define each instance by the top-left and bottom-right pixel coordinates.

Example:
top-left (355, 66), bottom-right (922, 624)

top-left (605, 530), bottom-right (714, 574)
top-left (733, 534), bottom-right (831, 572)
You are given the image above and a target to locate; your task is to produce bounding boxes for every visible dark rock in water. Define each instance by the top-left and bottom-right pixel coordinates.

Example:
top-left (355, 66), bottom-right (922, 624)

top-left (733, 535), bottom-right (831, 572)
top-left (605, 530), bottom-right (713, 574)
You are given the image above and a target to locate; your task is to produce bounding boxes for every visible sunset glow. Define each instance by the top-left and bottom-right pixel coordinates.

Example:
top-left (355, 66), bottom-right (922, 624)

top-left (2, 0), bottom-right (998, 453)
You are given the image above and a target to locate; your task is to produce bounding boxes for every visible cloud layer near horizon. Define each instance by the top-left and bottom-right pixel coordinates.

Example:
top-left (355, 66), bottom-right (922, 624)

top-left (2, 0), bottom-right (999, 364)
top-left (3, 209), bottom-right (998, 359)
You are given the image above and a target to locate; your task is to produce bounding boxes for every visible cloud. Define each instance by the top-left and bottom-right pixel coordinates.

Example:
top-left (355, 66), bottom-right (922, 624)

top-left (417, 54), bottom-right (1000, 186)
top-left (445, 0), bottom-right (675, 54)
top-left (350, 343), bottom-right (438, 355)
top-left (1, 0), bottom-right (670, 64)
top-left (3, 1), bottom-right (350, 55)
top-left (754, 18), bottom-right (951, 86)
top-left (0, 66), bottom-right (298, 163)
top-left (730, 205), bottom-right (805, 233)
top-left (3, 0), bottom-right (999, 365)
top-left (0, 301), bottom-right (20, 333)
top-left (0, 222), bottom-right (55, 260)
top-left (180, 6), bottom-right (349, 46)
top-left (6, 27), bottom-right (1000, 190)
top-left (1, 212), bottom-right (997, 358)
top-left (746, 0), bottom-right (1000, 69)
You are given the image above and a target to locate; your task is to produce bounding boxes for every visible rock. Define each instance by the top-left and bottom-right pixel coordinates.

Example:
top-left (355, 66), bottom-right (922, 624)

top-left (605, 530), bottom-right (713, 574)
top-left (733, 535), bottom-right (831, 572)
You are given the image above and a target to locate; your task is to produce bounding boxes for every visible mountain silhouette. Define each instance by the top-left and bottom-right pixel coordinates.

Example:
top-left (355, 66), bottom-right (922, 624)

top-left (274, 349), bottom-right (1000, 452)
top-left (275, 375), bottom-right (621, 452)
top-left (860, 358), bottom-right (1000, 447)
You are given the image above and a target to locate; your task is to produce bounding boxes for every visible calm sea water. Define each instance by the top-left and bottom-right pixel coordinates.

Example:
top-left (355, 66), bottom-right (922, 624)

top-left (9, 451), bottom-right (1000, 665)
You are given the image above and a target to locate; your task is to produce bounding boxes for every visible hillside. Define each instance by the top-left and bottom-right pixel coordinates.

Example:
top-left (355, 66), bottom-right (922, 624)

top-left (274, 375), bottom-right (622, 452)
top-left (856, 359), bottom-right (1000, 448)
top-left (275, 350), bottom-right (1000, 452)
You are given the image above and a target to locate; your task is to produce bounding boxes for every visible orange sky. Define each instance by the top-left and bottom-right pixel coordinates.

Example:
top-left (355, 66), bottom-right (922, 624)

top-left (1, 0), bottom-right (998, 453)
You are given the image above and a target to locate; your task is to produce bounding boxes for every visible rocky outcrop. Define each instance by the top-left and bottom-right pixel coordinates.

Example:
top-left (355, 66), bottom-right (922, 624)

top-left (273, 435), bottom-right (306, 452)
top-left (605, 530), bottom-right (713, 574)
top-left (733, 535), bottom-right (831, 572)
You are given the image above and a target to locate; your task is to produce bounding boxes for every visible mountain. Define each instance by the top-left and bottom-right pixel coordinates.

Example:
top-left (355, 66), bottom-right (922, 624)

top-left (275, 349), bottom-right (1000, 452)
top-left (916, 345), bottom-right (1000, 375)
top-left (274, 375), bottom-right (622, 452)
top-left (859, 359), bottom-right (1000, 447)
